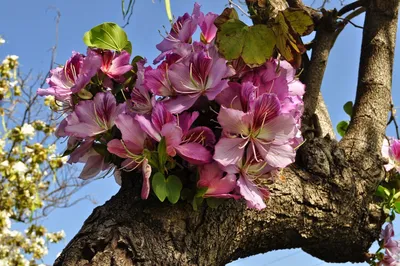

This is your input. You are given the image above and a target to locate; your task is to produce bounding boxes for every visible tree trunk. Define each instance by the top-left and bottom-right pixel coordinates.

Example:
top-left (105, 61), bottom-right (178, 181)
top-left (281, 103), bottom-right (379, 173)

top-left (54, 0), bottom-right (399, 265)
top-left (55, 137), bottom-right (383, 266)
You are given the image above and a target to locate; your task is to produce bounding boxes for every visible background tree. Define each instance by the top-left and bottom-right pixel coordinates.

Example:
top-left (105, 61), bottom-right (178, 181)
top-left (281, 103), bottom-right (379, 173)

top-left (0, 17), bottom-right (93, 265)
top-left (47, 0), bottom-right (400, 265)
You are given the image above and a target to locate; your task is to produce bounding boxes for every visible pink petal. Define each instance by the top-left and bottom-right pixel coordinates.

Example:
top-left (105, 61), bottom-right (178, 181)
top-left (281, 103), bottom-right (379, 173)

top-left (176, 142), bottom-right (212, 165)
top-left (135, 115), bottom-right (161, 141)
top-left (255, 141), bottom-right (295, 168)
top-left (237, 176), bottom-right (266, 210)
top-left (163, 94), bottom-right (201, 114)
top-left (252, 93), bottom-right (281, 129)
top-left (141, 159), bottom-right (152, 199)
top-left (178, 111), bottom-right (199, 134)
top-left (218, 106), bottom-right (251, 136)
top-left (161, 123), bottom-right (183, 156)
top-left (115, 113), bottom-right (146, 149)
top-left (257, 114), bottom-right (296, 144)
top-left (151, 103), bottom-right (176, 132)
top-left (215, 82), bottom-right (242, 110)
top-left (213, 137), bottom-right (247, 166)
top-left (107, 139), bottom-right (130, 158)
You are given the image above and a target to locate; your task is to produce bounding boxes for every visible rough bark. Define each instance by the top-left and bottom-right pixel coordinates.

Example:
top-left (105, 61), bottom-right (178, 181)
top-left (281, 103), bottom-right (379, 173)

top-left (55, 138), bottom-right (383, 266)
top-left (54, 0), bottom-right (399, 265)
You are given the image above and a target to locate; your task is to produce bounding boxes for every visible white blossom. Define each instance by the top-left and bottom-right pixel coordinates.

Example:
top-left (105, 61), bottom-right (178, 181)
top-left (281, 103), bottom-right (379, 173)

top-left (13, 161), bottom-right (28, 175)
top-left (21, 123), bottom-right (35, 138)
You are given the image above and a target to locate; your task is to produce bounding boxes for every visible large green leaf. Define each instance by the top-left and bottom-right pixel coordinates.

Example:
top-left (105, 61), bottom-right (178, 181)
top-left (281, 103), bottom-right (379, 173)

top-left (83, 22), bottom-right (132, 54)
top-left (216, 9), bottom-right (276, 66)
top-left (282, 8), bottom-right (314, 36)
top-left (166, 175), bottom-right (182, 204)
top-left (152, 172), bottom-right (167, 202)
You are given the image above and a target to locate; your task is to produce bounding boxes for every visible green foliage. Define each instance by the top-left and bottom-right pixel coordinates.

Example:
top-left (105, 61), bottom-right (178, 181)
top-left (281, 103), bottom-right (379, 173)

top-left (273, 9), bottom-right (313, 67)
top-left (151, 172), bottom-right (183, 204)
top-left (336, 121), bottom-right (349, 137)
top-left (343, 101), bottom-right (353, 117)
top-left (83, 22), bottom-right (132, 54)
top-left (215, 7), bottom-right (313, 67)
top-left (152, 172), bottom-right (167, 202)
top-left (216, 8), bottom-right (275, 66)
top-left (157, 137), bottom-right (167, 172)
top-left (336, 101), bottom-right (354, 137)
top-left (165, 175), bottom-right (182, 204)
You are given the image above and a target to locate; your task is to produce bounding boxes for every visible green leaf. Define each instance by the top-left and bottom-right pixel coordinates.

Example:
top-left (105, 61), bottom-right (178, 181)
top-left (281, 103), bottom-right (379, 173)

top-left (192, 196), bottom-right (204, 211)
top-left (214, 8), bottom-right (239, 28)
top-left (157, 137), bottom-right (167, 171)
top-left (216, 16), bottom-right (276, 66)
top-left (152, 172), bottom-right (167, 202)
top-left (336, 121), bottom-right (349, 137)
top-left (166, 175), bottom-right (182, 204)
top-left (343, 101), bottom-right (353, 117)
top-left (394, 191), bottom-right (400, 200)
top-left (83, 22), bottom-right (132, 54)
top-left (282, 8), bottom-right (314, 36)
top-left (195, 187), bottom-right (208, 197)
top-left (394, 202), bottom-right (400, 214)
top-left (376, 185), bottom-right (390, 199)
top-left (206, 198), bottom-right (224, 209)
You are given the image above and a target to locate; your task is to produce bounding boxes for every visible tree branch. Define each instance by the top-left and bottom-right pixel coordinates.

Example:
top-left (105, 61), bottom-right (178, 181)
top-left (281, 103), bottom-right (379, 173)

top-left (54, 139), bottom-right (384, 266)
top-left (337, 0), bottom-right (365, 16)
top-left (301, 9), bottom-right (337, 139)
top-left (341, 0), bottom-right (399, 156)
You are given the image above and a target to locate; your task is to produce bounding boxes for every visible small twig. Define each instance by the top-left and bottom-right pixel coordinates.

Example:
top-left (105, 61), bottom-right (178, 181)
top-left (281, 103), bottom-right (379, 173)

top-left (228, 0), bottom-right (250, 17)
top-left (387, 99), bottom-right (400, 140)
top-left (331, 7), bottom-right (366, 49)
top-left (338, 0), bottom-right (364, 16)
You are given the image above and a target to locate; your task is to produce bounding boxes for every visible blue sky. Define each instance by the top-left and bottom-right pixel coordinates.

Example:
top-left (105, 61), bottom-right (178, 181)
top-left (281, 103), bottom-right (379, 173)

top-left (1, 0), bottom-right (399, 265)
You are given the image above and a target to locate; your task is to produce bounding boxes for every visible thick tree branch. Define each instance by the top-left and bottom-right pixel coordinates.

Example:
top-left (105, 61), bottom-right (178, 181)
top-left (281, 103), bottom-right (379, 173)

top-left (341, 0), bottom-right (399, 156)
top-left (301, 10), bottom-right (337, 139)
top-left (54, 139), bottom-right (384, 266)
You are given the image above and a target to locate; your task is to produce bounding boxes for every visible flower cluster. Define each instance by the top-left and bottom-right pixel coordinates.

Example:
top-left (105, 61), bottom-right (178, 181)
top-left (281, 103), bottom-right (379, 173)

top-left (375, 223), bottom-right (400, 266)
top-left (38, 3), bottom-right (304, 210)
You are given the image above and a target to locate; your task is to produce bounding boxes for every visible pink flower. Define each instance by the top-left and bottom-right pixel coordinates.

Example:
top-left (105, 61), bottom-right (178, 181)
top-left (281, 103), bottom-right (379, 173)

top-left (381, 223), bottom-right (400, 255)
top-left (144, 54), bottom-right (179, 97)
top-left (214, 93), bottom-right (297, 168)
top-left (99, 50), bottom-right (133, 82)
top-left (107, 113), bottom-right (147, 169)
top-left (164, 50), bottom-right (234, 113)
top-left (65, 92), bottom-right (124, 138)
top-left (198, 12), bottom-right (218, 43)
top-left (154, 3), bottom-right (201, 64)
top-left (136, 103), bottom-right (214, 165)
top-left (37, 50), bottom-right (102, 103)
top-left (242, 59), bottom-right (304, 122)
top-left (382, 138), bottom-right (400, 172)
top-left (197, 162), bottom-right (239, 199)
top-left (68, 138), bottom-right (110, 179)
top-left (107, 113), bottom-right (151, 199)
top-left (225, 156), bottom-right (274, 210)
top-left (129, 60), bottom-right (155, 114)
